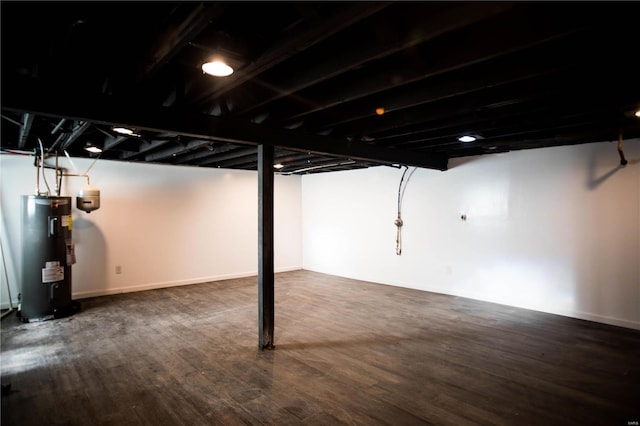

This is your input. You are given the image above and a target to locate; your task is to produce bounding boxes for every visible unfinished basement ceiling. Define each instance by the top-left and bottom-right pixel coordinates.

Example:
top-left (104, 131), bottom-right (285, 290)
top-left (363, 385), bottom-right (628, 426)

top-left (2, 1), bottom-right (639, 174)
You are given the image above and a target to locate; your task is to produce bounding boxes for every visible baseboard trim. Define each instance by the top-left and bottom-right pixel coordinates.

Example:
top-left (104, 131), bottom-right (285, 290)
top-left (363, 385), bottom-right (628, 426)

top-left (301, 268), bottom-right (640, 331)
top-left (71, 266), bottom-right (302, 300)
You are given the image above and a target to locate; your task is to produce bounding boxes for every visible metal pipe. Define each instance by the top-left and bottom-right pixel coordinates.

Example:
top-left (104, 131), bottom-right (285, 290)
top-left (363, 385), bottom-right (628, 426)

top-left (55, 150), bottom-right (60, 196)
top-left (38, 139), bottom-right (51, 195)
top-left (35, 150), bottom-right (40, 195)
top-left (51, 118), bottom-right (67, 135)
top-left (57, 171), bottom-right (90, 186)
top-left (280, 160), bottom-right (356, 175)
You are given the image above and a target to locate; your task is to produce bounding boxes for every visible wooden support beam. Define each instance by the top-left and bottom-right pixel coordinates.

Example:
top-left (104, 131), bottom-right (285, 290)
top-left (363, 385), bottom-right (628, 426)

top-left (145, 139), bottom-right (211, 162)
top-left (120, 139), bottom-right (170, 160)
top-left (197, 147), bottom-right (257, 166)
top-left (173, 143), bottom-right (237, 164)
top-left (258, 144), bottom-right (275, 350)
top-left (136, 3), bottom-right (224, 81)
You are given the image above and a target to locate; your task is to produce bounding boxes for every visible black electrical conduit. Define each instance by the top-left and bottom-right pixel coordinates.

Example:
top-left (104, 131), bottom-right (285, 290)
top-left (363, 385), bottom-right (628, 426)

top-left (395, 165), bottom-right (417, 255)
top-left (393, 129), bottom-right (631, 255)
top-left (617, 130), bottom-right (628, 166)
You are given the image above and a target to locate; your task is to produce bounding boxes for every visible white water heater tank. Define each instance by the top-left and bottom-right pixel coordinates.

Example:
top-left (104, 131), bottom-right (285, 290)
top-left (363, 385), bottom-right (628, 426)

top-left (76, 186), bottom-right (100, 213)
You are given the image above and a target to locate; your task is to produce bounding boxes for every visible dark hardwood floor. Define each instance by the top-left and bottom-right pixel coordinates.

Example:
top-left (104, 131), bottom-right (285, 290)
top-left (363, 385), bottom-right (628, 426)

top-left (2, 270), bottom-right (639, 425)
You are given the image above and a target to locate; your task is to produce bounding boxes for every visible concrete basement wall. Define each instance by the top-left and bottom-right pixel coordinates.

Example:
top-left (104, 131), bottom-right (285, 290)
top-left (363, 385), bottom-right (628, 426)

top-left (0, 155), bottom-right (302, 305)
top-left (302, 140), bottom-right (640, 330)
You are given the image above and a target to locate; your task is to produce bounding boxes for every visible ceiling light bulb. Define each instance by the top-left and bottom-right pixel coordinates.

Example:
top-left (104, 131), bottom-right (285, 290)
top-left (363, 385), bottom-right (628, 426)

top-left (85, 145), bottom-right (102, 153)
top-left (202, 61), bottom-right (234, 77)
top-left (458, 135), bottom-right (476, 143)
top-left (375, 107), bottom-right (385, 115)
top-left (273, 163), bottom-right (284, 169)
top-left (113, 127), bottom-right (134, 135)
top-left (635, 109), bottom-right (640, 118)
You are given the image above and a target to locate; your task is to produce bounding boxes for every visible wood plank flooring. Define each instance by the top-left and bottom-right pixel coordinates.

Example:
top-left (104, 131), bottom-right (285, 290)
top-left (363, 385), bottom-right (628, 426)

top-left (2, 270), bottom-right (639, 425)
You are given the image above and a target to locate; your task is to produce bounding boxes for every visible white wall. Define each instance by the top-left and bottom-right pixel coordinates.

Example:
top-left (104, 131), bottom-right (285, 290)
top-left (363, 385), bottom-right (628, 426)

top-left (3, 140), bottom-right (638, 329)
top-left (0, 155), bottom-right (302, 305)
top-left (302, 140), bottom-right (640, 330)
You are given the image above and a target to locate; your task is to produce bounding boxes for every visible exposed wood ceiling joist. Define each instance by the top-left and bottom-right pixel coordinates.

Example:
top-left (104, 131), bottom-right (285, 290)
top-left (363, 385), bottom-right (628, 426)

top-left (2, 81), bottom-right (448, 170)
top-left (1, 2), bottom-right (638, 173)
top-left (233, 2), bottom-right (513, 115)
top-left (192, 2), bottom-right (392, 107)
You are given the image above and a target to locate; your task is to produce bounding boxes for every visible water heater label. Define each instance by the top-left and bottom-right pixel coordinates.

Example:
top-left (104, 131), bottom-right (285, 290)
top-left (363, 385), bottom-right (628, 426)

top-left (62, 215), bottom-right (71, 229)
top-left (66, 240), bottom-right (76, 265)
top-left (42, 261), bottom-right (64, 283)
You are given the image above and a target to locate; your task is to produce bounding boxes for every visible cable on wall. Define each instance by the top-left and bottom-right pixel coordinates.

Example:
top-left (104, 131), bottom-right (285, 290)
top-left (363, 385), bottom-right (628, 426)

top-left (617, 129), bottom-right (628, 166)
top-left (395, 165), bottom-right (417, 255)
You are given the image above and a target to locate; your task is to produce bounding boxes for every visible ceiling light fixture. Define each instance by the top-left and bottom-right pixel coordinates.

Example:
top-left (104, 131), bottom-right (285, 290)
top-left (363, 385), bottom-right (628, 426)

top-left (84, 144), bottom-right (102, 154)
top-left (635, 109), bottom-right (640, 118)
top-left (202, 60), bottom-right (234, 77)
top-left (458, 135), bottom-right (477, 143)
top-left (273, 163), bottom-right (284, 170)
top-left (375, 107), bottom-right (385, 116)
top-left (113, 127), bottom-right (134, 135)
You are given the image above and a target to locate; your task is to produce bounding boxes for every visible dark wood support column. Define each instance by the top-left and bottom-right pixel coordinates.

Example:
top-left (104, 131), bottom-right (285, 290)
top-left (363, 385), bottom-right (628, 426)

top-left (258, 143), bottom-right (275, 350)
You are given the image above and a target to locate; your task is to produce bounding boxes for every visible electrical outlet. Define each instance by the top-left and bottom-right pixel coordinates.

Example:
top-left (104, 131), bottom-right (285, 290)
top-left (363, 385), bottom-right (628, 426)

top-left (115, 265), bottom-right (122, 274)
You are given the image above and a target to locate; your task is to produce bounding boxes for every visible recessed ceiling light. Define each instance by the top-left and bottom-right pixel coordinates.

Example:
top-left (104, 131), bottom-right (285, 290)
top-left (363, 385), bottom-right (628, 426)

top-left (458, 135), bottom-right (477, 143)
top-left (113, 127), bottom-right (134, 135)
top-left (202, 60), bottom-right (234, 77)
top-left (273, 163), bottom-right (284, 169)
